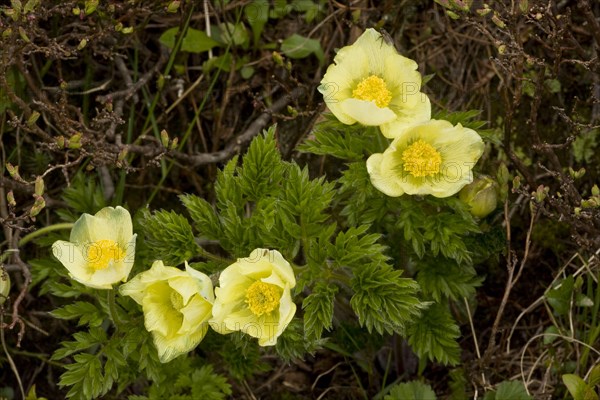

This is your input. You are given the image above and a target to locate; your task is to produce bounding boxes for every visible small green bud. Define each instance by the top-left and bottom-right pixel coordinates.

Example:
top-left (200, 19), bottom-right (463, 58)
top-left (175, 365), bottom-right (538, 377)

top-left (592, 184), bottom-right (599, 197)
top-left (166, 0), bottom-right (180, 13)
top-left (170, 137), bottom-right (179, 150)
top-left (574, 207), bottom-right (581, 216)
top-left (18, 26), bottom-right (30, 42)
top-left (492, 14), bottom-right (506, 28)
top-left (512, 175), bottom-right (521, 191)
top-left (6, 163), bottom-right (20, 180)
top-left (287, 105), bottom-right (298, 117)
top-left (34, 176), bottom-right (44, 196)
top-left (114, 22), bottom-right (123, 32)
top-left (2, 28), bottom-right (14, 39)
top-left (533, 185), bottom-right (549, 203)
top-left (77, 38), bottom-right (87, 50)
top-left (72, 6), bottom-right (80, 15)
top-left (272, 51), bottom-right (284, 66)
top-left (56, 136), bottom-right (65, 148)
top-left (157, 74), bottom-right (165, 90)
top-left (7, 191), bottom-right (16, 207)
top-left (160, 129), bottom-right (170, 147)
top-left (476, 7), bottom-right (492, 16)
top-left (118, 148), bottom-right (128, 161)
top-left (446, 10), bottom-right (460, 19)
top-left (68, 133), bottom-right (82, 149)
top-left (84, 0), bottom-right (98, 15)
top-left (569, 167), bottom-right (586, 179)
top-left (29, 195), bottom-right (45, 217)
top-left (459, 176), bottom-right (499, 218)
top-left (0, 270), bottom-right (10, 306)
top-left (122, 26), bottom-right (134, 34)
top-left (27, 111), bottom-right (40, 126)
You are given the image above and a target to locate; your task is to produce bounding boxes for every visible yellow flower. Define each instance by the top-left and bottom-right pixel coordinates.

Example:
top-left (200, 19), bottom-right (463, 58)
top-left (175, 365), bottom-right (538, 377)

top-left (367, 119), bottom-right (484, 198)
top-left (52, 206), bottom-right (136, 289)
top-left (318, 28), bottom-right (431, 138)
top-left (120, 260), bottom-right (214, 363)
top-left (210, 249), bottom-right (296, 346)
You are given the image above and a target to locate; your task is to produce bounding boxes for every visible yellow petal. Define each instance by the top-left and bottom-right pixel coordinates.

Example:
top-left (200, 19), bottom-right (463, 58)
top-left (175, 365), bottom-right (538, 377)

top-left (381, 94), bottom-right (432, 138)
top-left (366, 153), bottom-right (405, 197)
top-left (52, 241), bottom-right (93, 281)
top-left (179, 295), bottom-right (212, 333)
top-left (340, 98), bottom-right (397, 126)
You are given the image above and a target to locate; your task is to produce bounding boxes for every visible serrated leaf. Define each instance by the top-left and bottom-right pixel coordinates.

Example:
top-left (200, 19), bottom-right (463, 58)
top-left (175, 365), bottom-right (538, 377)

top-left (159, 27), bottom-right (220, 53)
top-left (407, 302), bottom-right (461, 365)
top-left (385, 381), bottom-right (437, 400)
top-left (50, 301), bottom-right (104, 327)
top-left (179, 194), bottom-right (223, 240)
top-left (351, 263), bottom-right (424, 335)
top-left (139, 209), bottom-right (198, 265)
top-left (417, 258), bottom-right (482, 302)
top-left (303, 282), bottom-right (337, 340)
top-left (494, 380), bottom-right (532, 400)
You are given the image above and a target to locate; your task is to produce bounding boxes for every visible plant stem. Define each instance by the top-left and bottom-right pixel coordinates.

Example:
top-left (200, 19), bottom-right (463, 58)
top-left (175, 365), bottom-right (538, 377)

top-left (18, 222), bottom-right (74, 247)
top-left (107, 289), bottom-right (124, 330)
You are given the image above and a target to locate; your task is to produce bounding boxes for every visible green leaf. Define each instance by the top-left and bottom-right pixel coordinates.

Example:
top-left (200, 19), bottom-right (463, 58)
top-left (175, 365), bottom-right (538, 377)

top-left (329, 225), bottom-right (388, 268)
top-left (238, 127), bottom-right (284, 201)
top-left (546, 275), bottom-right (574, 316)
top-left (407, 302), bottom-right (461, 365)
top-left (588, 364), bottom-right (600, 387)
top-left (275, 318), bottom-right (324, 362)
top-left (179, 194), bottom-right (223, 240)
top-left (572, 129), bottom-right (599, 164)
top-left (385, 381), bottom-right (437, 400)
top-left (245, 0), bottom-right (269, 46)
top-left (416, 258), bottom-right (483, 302)
top-left (281, 34), bottom-right (324, 63)
top-left (563, 375), bottom-right (590, 400)
top-left (351, 263), bottom-right (424, 335)
top-left (52, 327), bottom-right (107, 360)
top-left (159, 27), bottom-right (220, 53)
top-left (298, 114), bottom-right (383, 160)
top-left (303, 281), bottom-right (337, 340)
top-left (217, 22), bottom-right (249, 48)
top-left (59, 353), bottom-right (106, 399)
top-left (189, 365), bottom-right (232, 400)
top-left (139, 209), bottom-right (198, 265)
top-left (494, 381), bottom-right (532, 400)
top-left (50, 301), bottom-right (104, 327)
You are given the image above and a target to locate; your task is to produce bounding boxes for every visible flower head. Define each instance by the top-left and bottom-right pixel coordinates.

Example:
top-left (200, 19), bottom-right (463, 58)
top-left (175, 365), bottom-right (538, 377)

top-left (318, 28), bottom-right (431, 138)
top-left (120, 260), bottom-right (214, 363)
top-left (367, 119), bottom-right (484, 198)
top-left (52, 206), bottom-right (136, 289)
top-left (459, 175), bottom-right (499, 218)
top-left (210, 249), bottom-right (296, 346)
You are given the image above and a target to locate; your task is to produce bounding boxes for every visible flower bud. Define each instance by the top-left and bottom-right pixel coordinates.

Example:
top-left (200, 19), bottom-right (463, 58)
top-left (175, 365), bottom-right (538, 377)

top-left (459, 176), bottom-right (499, 218)
top-left (0, 270), bottom-right (10, 306)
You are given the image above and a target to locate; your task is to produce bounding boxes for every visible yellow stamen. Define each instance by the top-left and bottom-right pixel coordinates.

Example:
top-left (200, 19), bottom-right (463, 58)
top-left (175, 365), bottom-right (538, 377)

top-left (352, 75), bottom-right (392, 108)
top-left (87, 239), bottom-right (125, 271)
top-left (245, 281), bottom-right (282, 316)
top-left (402, 140), bottom-right (442, 178)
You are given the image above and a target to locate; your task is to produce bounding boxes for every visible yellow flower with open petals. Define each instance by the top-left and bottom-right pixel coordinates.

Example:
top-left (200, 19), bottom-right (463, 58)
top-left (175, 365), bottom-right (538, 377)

top-left (210, 249), bottom-right (296, 346)
top-left (52, 206), bottom-right (136, 289)
top-left (120, 260), bottom-right (214, 363)
top-left (367, 119), bottom-right (484, 198)
top-left (318, 28), bottom-right (431, 138)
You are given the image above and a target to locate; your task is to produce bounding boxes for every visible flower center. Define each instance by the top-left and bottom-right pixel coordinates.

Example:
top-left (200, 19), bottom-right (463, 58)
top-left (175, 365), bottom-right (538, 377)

top-left (352, 75), bottom-right (392, 108)
top-left (402, 140), bottom-right (442, 177)
top-left (170, 291), bottom-right (184, 310)
top-left (87, 239), bottom-right (125, 271)
top-left (245, 281), bottom-right (282, 316)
